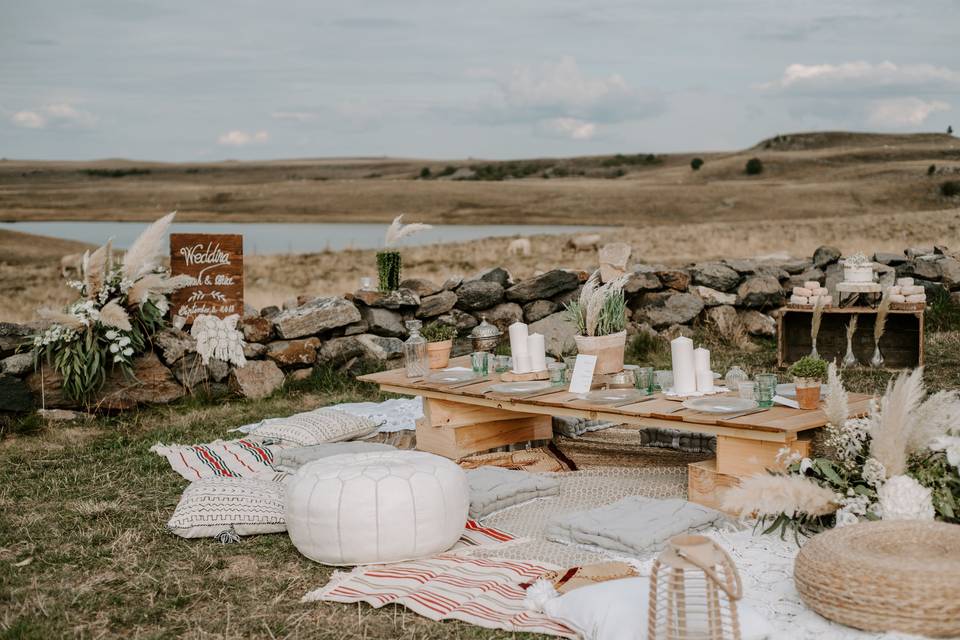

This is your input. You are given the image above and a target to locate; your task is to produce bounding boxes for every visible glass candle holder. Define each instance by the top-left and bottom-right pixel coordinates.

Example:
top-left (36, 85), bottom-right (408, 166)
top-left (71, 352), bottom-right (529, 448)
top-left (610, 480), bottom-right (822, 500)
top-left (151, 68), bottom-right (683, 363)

top-left (755, 373), bottom-right (778, 408)
top-left (654, 370), bottom-right (673, 392)
top-left (493, 354), bottom-right (511, 373)
top-left (635, 366), bottom-right (655, 394)
top-left (470, 351), bottom-right (489, 376)
top-left (548, 362), bottom-right (566, 385)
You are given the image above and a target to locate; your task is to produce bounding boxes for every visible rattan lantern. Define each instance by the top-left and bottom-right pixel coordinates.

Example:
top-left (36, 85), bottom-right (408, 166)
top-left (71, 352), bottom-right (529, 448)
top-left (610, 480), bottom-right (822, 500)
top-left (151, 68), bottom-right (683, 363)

top-left (648, 535), bottom-right (743, 640)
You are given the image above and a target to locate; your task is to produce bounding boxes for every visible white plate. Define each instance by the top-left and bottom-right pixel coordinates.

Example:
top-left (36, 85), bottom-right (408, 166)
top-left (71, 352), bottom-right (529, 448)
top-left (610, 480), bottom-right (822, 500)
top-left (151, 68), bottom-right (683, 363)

top-left (682, 397), bottom-right (758, 414)
top-left (776, 383), bottom-right (828, 398)
top-left (578, 388), bottom-right (650, 405)
top-left (426, 370), bottom-right (478, 384)
top-left (488, 381), bottom-right (553, 395)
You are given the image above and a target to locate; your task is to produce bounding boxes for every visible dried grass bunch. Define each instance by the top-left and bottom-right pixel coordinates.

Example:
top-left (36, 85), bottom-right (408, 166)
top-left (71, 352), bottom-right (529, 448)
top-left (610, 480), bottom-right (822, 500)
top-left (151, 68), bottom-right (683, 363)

top-left (564, 270), bottom-right (628, 337)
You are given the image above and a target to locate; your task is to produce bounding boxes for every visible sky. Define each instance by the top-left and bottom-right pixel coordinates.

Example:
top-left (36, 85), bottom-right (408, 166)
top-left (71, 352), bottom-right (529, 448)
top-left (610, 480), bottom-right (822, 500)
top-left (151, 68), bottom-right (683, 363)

top-left (1, 0), bottom-right (958, 161)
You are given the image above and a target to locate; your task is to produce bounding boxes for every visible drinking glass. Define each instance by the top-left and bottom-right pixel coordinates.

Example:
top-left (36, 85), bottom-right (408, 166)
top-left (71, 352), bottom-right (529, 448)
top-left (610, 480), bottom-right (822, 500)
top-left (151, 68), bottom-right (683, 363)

top-left (548, 362), bottom-right (566, 385)
top-left (654, 370), bottom-right (673, 392)
top-left (471, 351), bottom-right (489, 376)
top-left (493, 354), bottom-right (511, 373)
top-left (755, 373), bottom-right (778, 408)
top-left (738, 381), bottom-right (757, 401)
top-left (635, 366), bottom-right (655, 394)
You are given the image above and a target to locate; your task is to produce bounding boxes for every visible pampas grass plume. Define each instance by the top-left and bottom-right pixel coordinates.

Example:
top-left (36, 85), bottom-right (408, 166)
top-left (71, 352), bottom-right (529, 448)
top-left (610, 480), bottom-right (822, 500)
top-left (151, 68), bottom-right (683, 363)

top-left (384, 214), bottom-right (432, 247)
top-left (123, 211), bottom-right (176, 280)
top-left (99, 300), bottom-right (132, 331)
top-left (823, 361), bottom-right (849, 428)
top-left (874, 292), bottom-right (891, 344)
top-left (82, 240), bottom-right (111, 298)
top-left (721, 474), bottom-right (837, 518)
top-left (37, 308), bottom-right (86, 329)
top-left (869, 367), bottom-right (925, 477)
top-left (907, 389), bottom-right (960, 454)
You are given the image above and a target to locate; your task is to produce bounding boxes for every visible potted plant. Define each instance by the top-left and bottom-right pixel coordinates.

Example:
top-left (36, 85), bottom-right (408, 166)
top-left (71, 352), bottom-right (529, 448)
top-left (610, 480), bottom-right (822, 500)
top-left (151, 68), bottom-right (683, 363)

top-left (841, 252), bottom-right (874, 283)
top-left (565, 271), bottom-right (628, 375)
top-left (788, 356), bottom-right (828, 410)
top-left (421, 322), bottom-right (457, 369)
top-left (377, 215), bottom-right (432, 292)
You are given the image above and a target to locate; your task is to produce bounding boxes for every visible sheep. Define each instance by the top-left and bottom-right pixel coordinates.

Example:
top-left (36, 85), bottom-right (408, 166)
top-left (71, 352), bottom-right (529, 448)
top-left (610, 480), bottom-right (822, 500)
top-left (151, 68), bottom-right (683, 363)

top-left (507, 238), bottom-right (532, 257)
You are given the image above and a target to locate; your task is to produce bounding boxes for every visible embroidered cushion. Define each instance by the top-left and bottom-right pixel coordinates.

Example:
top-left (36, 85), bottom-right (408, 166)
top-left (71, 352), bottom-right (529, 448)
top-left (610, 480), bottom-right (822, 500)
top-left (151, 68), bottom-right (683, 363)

top-left (274, 442), bottom-right (396, 471)
top-left (167, 478), bottom-right (286, 540)
top-left (249, 408), bottom-right (380, 446)
top-left (466, 466), bottom-right (560, 519)
top-left (286, 451), bottom-right (469, 565)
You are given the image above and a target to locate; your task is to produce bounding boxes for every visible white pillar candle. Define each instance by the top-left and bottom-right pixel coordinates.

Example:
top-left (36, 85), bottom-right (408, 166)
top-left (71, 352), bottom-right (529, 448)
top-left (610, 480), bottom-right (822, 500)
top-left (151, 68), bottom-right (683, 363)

top-left (508, 322), bottom-right (530, 373)
top-left (513, 353), bottom-right (532, 374)
top-left (696, 369), bottom-right (715, 394)
top-left (670, 336), bottom-right (697, 394)
top-left (527, 333), bottom-right (547, 371)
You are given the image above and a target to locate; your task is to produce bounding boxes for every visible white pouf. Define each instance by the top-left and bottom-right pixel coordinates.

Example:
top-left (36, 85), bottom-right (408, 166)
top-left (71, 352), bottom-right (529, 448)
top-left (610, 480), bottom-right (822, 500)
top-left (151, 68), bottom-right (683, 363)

top-left (285, 450), bottom-right (469, 565)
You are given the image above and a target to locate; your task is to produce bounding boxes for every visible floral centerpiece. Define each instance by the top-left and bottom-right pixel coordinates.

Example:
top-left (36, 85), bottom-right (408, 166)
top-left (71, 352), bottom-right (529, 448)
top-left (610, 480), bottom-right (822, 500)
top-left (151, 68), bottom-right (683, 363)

top-left (722, 363), bottom-right (960, 538)
top-left (565, 270), bottom-right (628, 374)
top-left (32, 212), bottom-right (192, 403)
top-left (377, 215), bottom-right (432, 292)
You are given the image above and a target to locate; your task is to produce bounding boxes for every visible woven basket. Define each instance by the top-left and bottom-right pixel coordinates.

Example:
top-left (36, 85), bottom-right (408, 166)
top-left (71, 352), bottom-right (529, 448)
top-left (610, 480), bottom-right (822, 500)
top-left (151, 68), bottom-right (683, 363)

top-left (794, 520), bottom-right (960, 638)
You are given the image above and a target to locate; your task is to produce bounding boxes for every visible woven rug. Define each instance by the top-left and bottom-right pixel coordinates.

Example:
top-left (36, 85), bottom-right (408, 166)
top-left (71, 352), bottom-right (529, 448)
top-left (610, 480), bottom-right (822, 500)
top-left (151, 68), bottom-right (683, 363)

top-left (555, 432), bottom-right (712, 470)
top-left (150, 439), bottom-right (284, 481)
top-left (303, 553), bottom-right (574, 638)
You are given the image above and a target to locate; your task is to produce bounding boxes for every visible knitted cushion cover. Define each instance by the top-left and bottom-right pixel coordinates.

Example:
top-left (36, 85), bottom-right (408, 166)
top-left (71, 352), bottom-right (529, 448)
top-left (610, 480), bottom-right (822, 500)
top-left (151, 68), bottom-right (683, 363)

top-left (249, 408), bottom-right (380, 446)
top-left (167, 477), bottom-right (287, 540)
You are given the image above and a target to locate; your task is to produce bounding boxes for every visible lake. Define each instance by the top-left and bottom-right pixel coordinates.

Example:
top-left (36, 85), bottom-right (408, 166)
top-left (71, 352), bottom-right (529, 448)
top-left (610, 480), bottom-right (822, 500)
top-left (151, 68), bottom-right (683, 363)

top-left (0, 221), bottom-right (605, 254)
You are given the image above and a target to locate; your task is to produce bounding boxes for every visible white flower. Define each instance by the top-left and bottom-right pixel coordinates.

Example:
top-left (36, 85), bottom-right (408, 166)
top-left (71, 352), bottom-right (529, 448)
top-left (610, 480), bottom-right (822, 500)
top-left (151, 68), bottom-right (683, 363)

top-left (119, 336), bottom-right (130, 347)
top-left (930, 435), bottom-right (960, 469)
top-left (799, 458), bottom-right (813, 474)
top-left (834, 507), bottom-right (860, 528)
top-left (862, 458), bottom-right (887, 487)
top-left (876, 475), bottom-right (935, 521)
top-left (109, 343), bottom-right (120, 353)
top-left (776, 447), bottom-right (802, 467)
top-left (122, 347), bottom-right (133, 356)
top-left (105, 330), bottom-right (118, 340)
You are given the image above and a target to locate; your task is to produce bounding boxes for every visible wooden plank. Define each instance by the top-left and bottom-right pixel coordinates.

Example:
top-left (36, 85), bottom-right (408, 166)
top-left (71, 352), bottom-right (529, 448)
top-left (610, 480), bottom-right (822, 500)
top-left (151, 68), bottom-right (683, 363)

top-left (169, 233), bottom-right (243, 323)
top-left (688, 459), bottom-right (741, 512)
top-left (415, 415), bottom-right (552, 459)
top-left (423, 397), bottom-right (530, 428)
top-left (716, 434), bottom-right (812, 476)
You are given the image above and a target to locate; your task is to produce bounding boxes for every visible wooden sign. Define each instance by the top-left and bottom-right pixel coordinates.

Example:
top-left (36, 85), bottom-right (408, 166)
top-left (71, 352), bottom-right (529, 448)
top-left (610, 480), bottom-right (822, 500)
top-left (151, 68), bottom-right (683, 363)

top-left (169, 233), bottom-right (243, 324)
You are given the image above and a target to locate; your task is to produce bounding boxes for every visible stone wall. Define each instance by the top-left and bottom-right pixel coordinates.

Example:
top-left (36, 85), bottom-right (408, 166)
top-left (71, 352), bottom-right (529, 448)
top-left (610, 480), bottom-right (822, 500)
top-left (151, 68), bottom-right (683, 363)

top-left (2, 243), bottom-right (958, 414)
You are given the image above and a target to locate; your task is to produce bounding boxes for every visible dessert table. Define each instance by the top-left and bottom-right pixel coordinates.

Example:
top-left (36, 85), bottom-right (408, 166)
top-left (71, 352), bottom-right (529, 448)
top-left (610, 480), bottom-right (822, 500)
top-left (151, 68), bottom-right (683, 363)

top-left (358, 357), bottom-right (872, 509)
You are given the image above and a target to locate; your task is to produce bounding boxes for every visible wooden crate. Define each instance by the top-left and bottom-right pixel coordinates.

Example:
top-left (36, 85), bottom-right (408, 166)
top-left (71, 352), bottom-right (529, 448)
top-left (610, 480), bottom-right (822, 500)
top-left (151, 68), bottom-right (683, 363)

top-left (777, 307), bottom-right (923, 368)
top-left (688, 459), bottom-right (741, 512)
top-left (715, 435), bottom-right (811, 476)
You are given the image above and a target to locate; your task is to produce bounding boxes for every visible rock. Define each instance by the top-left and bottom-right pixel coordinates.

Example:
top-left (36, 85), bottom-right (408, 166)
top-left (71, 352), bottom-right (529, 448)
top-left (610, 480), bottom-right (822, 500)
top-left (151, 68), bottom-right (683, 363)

top-left (812, 245), bottom-right (841, 268)
top-left (654, 268), bottom-right (691, 291)
top-left (937, 257), bottom-right (960, 290)
top-left (740, 310), bottom-right (776, 337)
top-left (914, 279), bottom-right (943, 297)
top-left (737, 276), bottom-right (785, 308)
top-left (273, 297), bottom-right (361, 339)
top-left (342, 320), bottom-right (369, 336)
top-left (788, 268), bottom-right (825, 289)
top-left (482, 302), bottom-right (523, 332)
top-left (239, 316), bottom-right (273, 343)
top-left (641, 292), bottom-right (705, 329)
top-left (415, 290), bottom-right (458, 318)
top-left (753, 265), bottom-right (790, 281)
top-left (551, 285), bottom-right (583, 307)
top-left (704, 305), bottom-right (741, 333)
top-left (455, 280), bottom-right (504, 310)
top-left (243, 342), bottom-right (268, 359)
top-left (473, 267), bottom-right (513, 288)
top-left (630, 321), bottom-right (659, 340)
top-left (207, 358), bottom-right (230, 382)
top-left (528, 312), bottom-right (578, 357)
top-left (436, 309), bottom-right (478, 333)
top-left (0, 375), bottom-right (33, 412)
top-left (691, 262), bottom-right (741, 292)
top-left (631, 291), bottom-right (673, 311)
top-left (623, 265), bottom-right (661, 293)
top-left (599, 243), bottom-right (631, 282)
top-left (243, 303), bottom-right (259, 318)
top-left (37, 408), bottom-right (91, 422)
top-left (824, 263), bottom-right (844, 297)
top-left (287, 368), bottom-right (314, 382)
top-left (777, 258), bottom-right (813, 275)
top-left (902, 256), bottom-right (943, 281)
top-left (873, 251), bottom-right (906, 266)
top-left (319, 336), bottom-right (366, 366)
top-left (724, 259), bottom-right (758, 274)
top-left (934, 245), bottom-right (950, 256)
top-left (399, 278), bottom-right (442, 297)
top-left (523, 299), bottom-right (559, 323)
top-left (266, 337), bottom-right (321, 368)
top-left (441, 276), bottom-right (463, 291)
top-left (96, 352), bottom-right (185, 410)
top-left (1, 353), bottom-right (33, 376)
top-left (906, 246), bottom-right (935, 259)
top-left (353, 288), bottom-right (420, 309)
top-left (154, 329), bottom-right (195, 365)
top-left (260, 305), bottom-right (281, 319)
top-left (355, 334), bottom-right (404, 362)
top-left (875, 264), bottom-right (896, 288)
top-left (230, 360), bottom-right (285, 399)
top-left (504, 270), bottom-right (579, 303)
top-left (693, 285), bottom-right (737, 307)
top-left (359, 306), bottom-right (406, 338)
top-left (660, 324), bottom-right (694, 341)
top-left (171, 353), bottom-right (212, 388)
top-left (0, 323), bottom-right (33, 357)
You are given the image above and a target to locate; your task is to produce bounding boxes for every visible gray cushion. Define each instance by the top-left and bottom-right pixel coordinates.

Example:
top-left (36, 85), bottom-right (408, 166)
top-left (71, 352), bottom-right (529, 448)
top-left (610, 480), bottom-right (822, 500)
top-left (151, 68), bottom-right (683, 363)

top-left (274, 442), bottom-right (395, 470)
top-left (545, 496), bottom-right (727, 557)
top-left (553, 416), bottom-right (616, 438)
top-left (466, 466), bottom-right (560, 519)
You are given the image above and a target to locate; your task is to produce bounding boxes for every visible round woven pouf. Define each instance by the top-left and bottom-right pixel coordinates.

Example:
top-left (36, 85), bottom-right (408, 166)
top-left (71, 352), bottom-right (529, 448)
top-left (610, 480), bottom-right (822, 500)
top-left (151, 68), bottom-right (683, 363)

top-left (794, 520), bottom-right (960, 637)
top-left (285, 450), bottom-right (468, 566)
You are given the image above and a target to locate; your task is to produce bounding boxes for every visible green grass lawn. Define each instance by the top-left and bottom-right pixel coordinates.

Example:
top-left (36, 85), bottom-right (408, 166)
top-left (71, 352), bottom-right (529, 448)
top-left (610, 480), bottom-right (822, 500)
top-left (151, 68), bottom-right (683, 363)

top-left (2, 326), bottom-right (959, 639)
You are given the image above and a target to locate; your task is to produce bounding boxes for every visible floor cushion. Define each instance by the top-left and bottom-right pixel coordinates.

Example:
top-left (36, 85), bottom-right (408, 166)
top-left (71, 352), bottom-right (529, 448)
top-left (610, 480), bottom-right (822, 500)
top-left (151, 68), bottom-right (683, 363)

top-left (274, 442), bottom-right (396, 471)
top-left (248, 408), bottom-right (380, 446)
top-left (286, 450), bottom-right (469, 565)
top-left (466, 466), bottom-right (560, 519)
top-left (167, 477), bottom-right (286, 540)
top-left (546, 496), bottom-right (727, 557)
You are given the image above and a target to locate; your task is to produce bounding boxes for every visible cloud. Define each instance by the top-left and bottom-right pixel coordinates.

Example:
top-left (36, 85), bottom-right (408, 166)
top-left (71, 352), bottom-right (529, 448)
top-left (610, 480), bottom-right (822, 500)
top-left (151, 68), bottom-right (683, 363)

top-left (866, 97), bottom-right (950, 128)
top-left (539, 117), bottom-right (596, 140)
top-left (10, 102), bottom-right (97, 129)
top-left (758, 61), bottom-right (960, 94)
top-left (217, 130), bottom-right (269, 146)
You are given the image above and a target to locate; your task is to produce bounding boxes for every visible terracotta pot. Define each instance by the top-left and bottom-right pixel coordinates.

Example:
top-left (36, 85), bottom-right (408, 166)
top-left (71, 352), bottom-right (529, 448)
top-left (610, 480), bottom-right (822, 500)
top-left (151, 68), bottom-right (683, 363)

top-left (794, 377), bottom-right (822, 410)
top-left (426, 340), bottom-right (453, 369)
top-left (574, 331), bottom-right (627, 375)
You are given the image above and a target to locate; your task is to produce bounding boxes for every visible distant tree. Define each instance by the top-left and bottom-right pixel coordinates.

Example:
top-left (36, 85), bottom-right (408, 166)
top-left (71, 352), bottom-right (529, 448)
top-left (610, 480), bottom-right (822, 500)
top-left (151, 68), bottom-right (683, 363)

top-left (690, 157), bottom-right (704, 171)
top-left (745, 157), bottom-right (764, 175)
top-left (928, 164), bottom-right (937, 176)
top-left (419, 167), bottom-right (431, 179)
top-left (949, 125), bottom-right (954, 135)
top-left (942, 180), bottom-right (960, 198)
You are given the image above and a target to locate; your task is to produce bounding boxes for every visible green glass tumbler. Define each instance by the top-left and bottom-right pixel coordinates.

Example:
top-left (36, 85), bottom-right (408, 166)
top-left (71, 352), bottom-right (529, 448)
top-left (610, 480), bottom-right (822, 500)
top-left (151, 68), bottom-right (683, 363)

top-left (755, 373), bottom-right (778, 408)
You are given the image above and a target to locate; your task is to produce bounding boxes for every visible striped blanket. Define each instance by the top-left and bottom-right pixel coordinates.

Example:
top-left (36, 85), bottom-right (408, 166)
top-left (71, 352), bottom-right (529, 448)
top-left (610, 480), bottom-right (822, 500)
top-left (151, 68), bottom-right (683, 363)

top-left (304, 553), bottom-right (574, 638)
top-left (150, 439), bottom-right (283, 481)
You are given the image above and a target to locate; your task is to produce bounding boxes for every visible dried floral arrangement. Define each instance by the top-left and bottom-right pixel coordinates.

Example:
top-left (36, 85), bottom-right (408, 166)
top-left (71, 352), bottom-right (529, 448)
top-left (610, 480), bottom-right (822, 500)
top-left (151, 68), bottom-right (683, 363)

top-left (722, 363), bottom-right (960, 539)
top-left (376, 215), bottom-right (432, 292)
top-left (32, 212), bottom-right (192, 402)
top-left (564, 270), bottom-right (628, 337)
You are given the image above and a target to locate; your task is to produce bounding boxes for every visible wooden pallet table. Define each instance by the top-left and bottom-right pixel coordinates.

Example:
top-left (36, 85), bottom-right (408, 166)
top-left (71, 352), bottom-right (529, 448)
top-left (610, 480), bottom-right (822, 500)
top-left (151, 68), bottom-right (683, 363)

top-left (359, 356), bottom-right (873, 509)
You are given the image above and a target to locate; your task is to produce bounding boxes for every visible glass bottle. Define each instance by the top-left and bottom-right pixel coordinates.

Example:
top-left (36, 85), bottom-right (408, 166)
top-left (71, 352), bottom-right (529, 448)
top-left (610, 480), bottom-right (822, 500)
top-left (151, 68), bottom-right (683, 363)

top-left (403, 320), bottom-right (428, 378)
top-left (724, 366), bottom-right (748, 392)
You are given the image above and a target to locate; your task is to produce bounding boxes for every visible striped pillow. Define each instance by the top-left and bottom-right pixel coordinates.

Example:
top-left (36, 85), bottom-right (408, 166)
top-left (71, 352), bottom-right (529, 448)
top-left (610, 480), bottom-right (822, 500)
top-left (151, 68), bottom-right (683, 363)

top-left (167, 478), bottom-right (286, 540)
top-left (249, 408), bottom-right (380, 446)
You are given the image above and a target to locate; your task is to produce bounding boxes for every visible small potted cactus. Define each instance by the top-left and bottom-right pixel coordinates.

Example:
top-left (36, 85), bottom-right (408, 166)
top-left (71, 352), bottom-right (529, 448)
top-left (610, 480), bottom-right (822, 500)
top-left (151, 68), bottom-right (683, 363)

top-left (788, 356), bottom-right (828, 410)
top-left (421, 322), bottom-right (457, 369)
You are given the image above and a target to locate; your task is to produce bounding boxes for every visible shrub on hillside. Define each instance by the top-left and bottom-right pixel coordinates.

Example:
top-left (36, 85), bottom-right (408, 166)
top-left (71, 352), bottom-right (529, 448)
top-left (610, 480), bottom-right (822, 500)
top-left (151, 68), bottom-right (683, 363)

top-left (745, 157), bottom-right (764, 175)
top-left (419, 167), bottom-right (431, 179)
top-left (691, 157), bottom-right (704, 171)
top-left (928, 164), bottom-right (937, 176)
top-left (941, 180), bottom-right (960, 198)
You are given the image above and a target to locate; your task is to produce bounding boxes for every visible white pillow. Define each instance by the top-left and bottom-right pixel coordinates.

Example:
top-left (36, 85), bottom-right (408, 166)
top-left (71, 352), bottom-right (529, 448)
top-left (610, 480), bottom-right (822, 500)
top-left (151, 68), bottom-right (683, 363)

top-left (249, 408), bottom-right (380, 446)
top-left (167, 478), bottom-right (287, 540)
top-left (542, 577), bottom-right (772, 640)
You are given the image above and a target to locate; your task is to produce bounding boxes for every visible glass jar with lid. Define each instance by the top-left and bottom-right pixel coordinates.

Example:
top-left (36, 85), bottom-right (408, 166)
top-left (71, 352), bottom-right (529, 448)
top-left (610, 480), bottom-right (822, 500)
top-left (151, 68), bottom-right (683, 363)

top-left (403, 320), bottom-right (428, 378)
